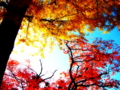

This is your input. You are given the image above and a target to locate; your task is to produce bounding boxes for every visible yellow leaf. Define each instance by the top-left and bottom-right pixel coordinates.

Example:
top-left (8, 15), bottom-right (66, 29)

top-left (102, 31), bottom-right (109, 34)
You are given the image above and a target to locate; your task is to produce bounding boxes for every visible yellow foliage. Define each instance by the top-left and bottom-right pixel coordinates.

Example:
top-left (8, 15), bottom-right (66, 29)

top-left (0, 0), bottom-right (118, 57)
top-left (102, 31), bottom-right (109, 34)
top-left (118, 26), bottom-right (120, 30)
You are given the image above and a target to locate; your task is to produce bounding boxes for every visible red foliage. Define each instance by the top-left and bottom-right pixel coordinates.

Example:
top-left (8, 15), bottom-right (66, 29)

top-left (1, 38), bottom-right (120, 90)
top-left (1, 59), bottom-right (46, 90)
top-left (62, 38), bottom-right (120, 89)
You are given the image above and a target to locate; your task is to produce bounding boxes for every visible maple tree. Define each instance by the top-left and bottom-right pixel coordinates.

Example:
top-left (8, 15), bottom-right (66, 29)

top-left (1, 59), bottom-right (57, 90)
top-left (57, 38), bottom-right (120, 90)
top-left (0, 0), bottom-right (120, 84)
top-left (2, 38), bottom-right (120, 90)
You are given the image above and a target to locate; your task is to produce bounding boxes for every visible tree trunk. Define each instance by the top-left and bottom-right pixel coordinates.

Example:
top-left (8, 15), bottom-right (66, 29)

top-left (0, 0), bottom-right (32, 84)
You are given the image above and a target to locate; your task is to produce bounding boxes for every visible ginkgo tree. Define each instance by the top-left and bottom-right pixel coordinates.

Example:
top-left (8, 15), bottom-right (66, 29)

top-left (57, 38), bottom-right (120, 90)
top-left (0, 0), bottom-right (120, 84)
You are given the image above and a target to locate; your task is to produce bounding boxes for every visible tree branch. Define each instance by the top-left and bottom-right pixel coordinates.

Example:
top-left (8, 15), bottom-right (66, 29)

top-left (6, 68), bottom-right (25, 90)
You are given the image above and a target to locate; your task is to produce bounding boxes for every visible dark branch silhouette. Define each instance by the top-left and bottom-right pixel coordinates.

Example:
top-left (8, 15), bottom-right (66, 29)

top-left (64, 38), bottom-right (120, 90)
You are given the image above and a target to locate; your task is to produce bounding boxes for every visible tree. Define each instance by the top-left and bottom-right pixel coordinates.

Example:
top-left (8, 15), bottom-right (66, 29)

top-left (0, 0), bottom-right (32, 84)
top-left (1, 38), bottom-right (120, 90)
top-left (0, 0), bottom-right (120, 83)
top-left (58, 38), bottom-right (120, 90)
top-left (1, 59), bottom-right (57, 90)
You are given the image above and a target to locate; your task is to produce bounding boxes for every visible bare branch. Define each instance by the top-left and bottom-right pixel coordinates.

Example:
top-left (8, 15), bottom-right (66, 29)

top-left (38, 59), bottom-right (43, 76)
top-left (41, 70), bottom-right (57, 82)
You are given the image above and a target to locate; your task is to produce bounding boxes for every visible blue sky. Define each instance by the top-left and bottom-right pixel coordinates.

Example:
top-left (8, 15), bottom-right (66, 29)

top-left (85, 27), bottom-right (120, 45)
top-left (86, 27), bottom-right (120, 87)
top-left (84, 27), bottom-right (120, 90)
